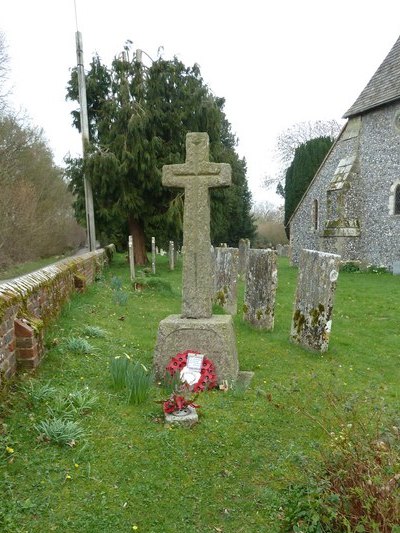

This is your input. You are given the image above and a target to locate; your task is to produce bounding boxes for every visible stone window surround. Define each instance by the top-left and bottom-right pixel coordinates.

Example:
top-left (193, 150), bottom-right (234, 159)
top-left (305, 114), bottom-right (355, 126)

top-left (388, 180), bottom-right (400, 215)
top-left (312, 199), bottom-right (319, 231)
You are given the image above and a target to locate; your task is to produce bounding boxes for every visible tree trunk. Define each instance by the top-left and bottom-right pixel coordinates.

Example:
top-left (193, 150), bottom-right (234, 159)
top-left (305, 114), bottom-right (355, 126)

top-left (128, 216), bottom-right (148, 265)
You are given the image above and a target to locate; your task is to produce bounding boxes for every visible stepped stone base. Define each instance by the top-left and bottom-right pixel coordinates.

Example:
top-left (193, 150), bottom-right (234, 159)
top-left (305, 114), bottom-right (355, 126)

top-left (154, 314), bottom-right (239, 384)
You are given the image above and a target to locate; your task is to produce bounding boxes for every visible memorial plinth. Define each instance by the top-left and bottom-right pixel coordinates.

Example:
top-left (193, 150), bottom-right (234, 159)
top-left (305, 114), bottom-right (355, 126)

top-left (153, 133), bottom-right (239, 384)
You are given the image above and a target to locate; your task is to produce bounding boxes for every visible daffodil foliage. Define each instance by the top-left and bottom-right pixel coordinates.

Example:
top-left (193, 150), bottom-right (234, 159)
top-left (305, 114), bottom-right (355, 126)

top-left (65, 43), bottom-right (255, 262)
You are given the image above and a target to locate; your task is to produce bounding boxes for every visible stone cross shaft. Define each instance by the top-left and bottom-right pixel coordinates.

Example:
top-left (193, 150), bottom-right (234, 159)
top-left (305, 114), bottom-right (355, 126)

top-left (162, 133), bottom-right (231, 318)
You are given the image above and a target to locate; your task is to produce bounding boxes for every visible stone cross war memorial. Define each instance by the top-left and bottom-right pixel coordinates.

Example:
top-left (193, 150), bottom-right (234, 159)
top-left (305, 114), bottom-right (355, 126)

top-left (153, 132), bottom-right (240, 384)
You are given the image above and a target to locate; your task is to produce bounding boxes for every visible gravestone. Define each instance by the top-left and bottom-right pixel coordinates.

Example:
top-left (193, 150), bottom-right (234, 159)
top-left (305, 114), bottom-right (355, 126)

top-left (243, 249), bottom-right (277, 329)
top-left (238, 238), bottom-right (250, 276)
top-left (214, 247), bottom-right (239, 315)
top-left (392, 260), bottom-right (400, 275)
top-left (290, 249), bottom-right (341, 352)
top-left (154, 133), bottom-right (240, 384)
top-left (128, 235), bottom-right (135, 281)
top-left (169, 241), bottom-right (175, 270)
top-left (151, 237), bottom-right (156, 274)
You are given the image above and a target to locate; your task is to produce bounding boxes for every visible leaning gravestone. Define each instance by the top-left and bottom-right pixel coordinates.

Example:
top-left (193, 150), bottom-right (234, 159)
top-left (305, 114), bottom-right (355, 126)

top-left (154, 133), bottom-right (239, 384)
top-left (238, 238), bottom-right (250, 276)
top-left (214, 247), bottom-right (239, 315)
top-left (290, 249), bottom-right (341, 352)
top-left (243, 249), bottom-right (277, 330)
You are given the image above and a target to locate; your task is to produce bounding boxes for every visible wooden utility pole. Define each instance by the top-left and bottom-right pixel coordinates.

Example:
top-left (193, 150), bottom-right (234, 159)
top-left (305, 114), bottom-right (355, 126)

top-left (75, 30), bottom-right (96, 252)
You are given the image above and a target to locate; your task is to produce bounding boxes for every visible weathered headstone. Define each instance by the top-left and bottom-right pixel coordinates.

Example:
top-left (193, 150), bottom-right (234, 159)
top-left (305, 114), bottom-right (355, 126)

top-left (238, 238), bottom-right (250, 276)
top-left (128, 235), bottom-right (135, 281)
top-left (151, 237), bottom-right (156, 274)
top-left (243, 249), bottom-right (277, 329)
top-left (154, 133), bottom-right (240, 384)
top-left (392, 260), bottom-right (400, 275)
top-left (214, 247), bottom-right (239, 315)
top-left (290, 249), bottom-right (341, 352)
top-left (169, 241), bottom-right (175, 270)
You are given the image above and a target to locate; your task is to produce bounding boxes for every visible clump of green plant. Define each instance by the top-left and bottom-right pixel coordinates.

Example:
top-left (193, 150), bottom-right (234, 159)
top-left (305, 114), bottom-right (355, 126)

top-left (109, 356), bottom-right (153, 404)
top-left (340, 261), bottom-right (361, 273)
top-left (35, 418), bottom-right (86, 447)
top-left (65, 388), bottom-right (98, 415)
top-left (126, 362), bottom-right (153, 405)
top-left (46, 388), bottom-right (98, 419)
top-left (21, 380), bottom-right (57, 405)
top-left (110, 276), bottom-right (123, 290)
top-left (63, 336), bottom-right (94, 355)
top-left (280, 394), bottom-right (400, 532)
top-left (109, 355), bottom-right (130, 390)
top-left (113, 290), bottom-right (129, 306)
top-left (81, 325), bottom-right (107, 338)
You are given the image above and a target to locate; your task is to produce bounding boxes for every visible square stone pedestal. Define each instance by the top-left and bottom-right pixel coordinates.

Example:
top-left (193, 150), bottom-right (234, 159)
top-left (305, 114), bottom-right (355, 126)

top-left (154, 314), bottom-right (239, 384)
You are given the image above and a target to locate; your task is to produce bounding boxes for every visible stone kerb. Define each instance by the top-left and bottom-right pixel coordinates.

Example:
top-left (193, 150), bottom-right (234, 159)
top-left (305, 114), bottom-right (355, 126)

top-left (290, 249), bottom-right (341, 352)
top-left (243, 249), bottom-right (278, 330)
top-left (214, 247), bottom-right (239, 315)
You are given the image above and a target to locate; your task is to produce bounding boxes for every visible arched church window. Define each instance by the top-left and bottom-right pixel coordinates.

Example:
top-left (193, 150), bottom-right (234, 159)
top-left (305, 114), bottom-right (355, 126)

top-left (313, 199), bottom-right (319, 230)
top-left (395, 184), bottom-right (400, 215)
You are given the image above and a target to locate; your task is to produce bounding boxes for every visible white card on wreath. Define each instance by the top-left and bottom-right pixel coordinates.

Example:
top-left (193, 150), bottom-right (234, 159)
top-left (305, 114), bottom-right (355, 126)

top-left (186, 353), bottom-right (204, 372)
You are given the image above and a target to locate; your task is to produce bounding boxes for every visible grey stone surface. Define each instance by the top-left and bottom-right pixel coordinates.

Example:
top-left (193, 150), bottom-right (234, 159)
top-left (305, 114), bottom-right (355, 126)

top-left (169, 240), bottom-right (175, 271)
top-left (162, 132), bottom-right (231, 319)
top-left (244, 249), bottom-right (277, 330)
top-left (393, 260), bottom-right (400, 275)
top-left (238, 238), bottom-right (250, 276)
top-left (290, 249), bottom-right (341, 353)
top-left (165, 405), bottom-right (198, 428)
top-left (151, 237), bottom-right (156, 274)
top-left (214, 247), bottom-right (239, 315)
top-left (154, 314), bottom-right (239, 384)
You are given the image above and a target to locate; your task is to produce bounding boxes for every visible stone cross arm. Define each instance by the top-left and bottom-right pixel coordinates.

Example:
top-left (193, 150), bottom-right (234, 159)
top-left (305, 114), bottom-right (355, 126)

top-left (162, 161), bottom-right (231, 188)
top-left (162, 132), bottom-right (231, 189)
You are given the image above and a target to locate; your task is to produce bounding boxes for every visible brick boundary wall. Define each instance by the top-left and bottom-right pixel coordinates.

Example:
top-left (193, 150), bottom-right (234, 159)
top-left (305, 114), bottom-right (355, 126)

top-left (0, 245), bottom-right (115, 384)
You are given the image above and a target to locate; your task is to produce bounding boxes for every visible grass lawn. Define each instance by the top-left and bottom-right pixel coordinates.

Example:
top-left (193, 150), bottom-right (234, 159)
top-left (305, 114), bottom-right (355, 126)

top-left (0, 254), bottom-right (399, 532)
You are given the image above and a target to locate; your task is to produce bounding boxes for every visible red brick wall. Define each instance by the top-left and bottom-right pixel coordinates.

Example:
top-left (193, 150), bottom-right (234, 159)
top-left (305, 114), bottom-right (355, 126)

top-left (0, 246), bottom-right (114, 384)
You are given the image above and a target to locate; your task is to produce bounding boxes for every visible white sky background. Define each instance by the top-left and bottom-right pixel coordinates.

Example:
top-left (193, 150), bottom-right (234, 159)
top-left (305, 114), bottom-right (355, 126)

top-left (1, 1), bottom-right (400, 208)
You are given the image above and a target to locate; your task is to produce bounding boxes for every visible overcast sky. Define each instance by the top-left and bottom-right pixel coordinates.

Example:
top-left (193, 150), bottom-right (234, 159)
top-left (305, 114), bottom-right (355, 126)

top-left (2, 1), bottom-right (400, 207)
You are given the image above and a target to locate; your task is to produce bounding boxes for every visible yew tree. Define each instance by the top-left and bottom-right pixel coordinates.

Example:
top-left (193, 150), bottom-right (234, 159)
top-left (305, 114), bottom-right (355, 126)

top-left (66, 45), bottom-right (254, 264)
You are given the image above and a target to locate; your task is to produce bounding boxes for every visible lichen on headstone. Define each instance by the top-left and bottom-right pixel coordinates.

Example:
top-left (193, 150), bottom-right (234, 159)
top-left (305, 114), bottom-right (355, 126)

top-left (290, 248), bottom-right (341, 352)
top-left (243, 249), bottom-right (277, 330)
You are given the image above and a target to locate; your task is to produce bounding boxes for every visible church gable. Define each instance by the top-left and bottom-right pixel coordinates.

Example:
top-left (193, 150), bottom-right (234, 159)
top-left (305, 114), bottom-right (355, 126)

top-left (289, 35), bottom-right (400, 269)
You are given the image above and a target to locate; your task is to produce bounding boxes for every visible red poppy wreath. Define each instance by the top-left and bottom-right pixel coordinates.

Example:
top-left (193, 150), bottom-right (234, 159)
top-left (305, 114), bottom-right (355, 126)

top-left (165, 350), bottom-right (218, 392)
